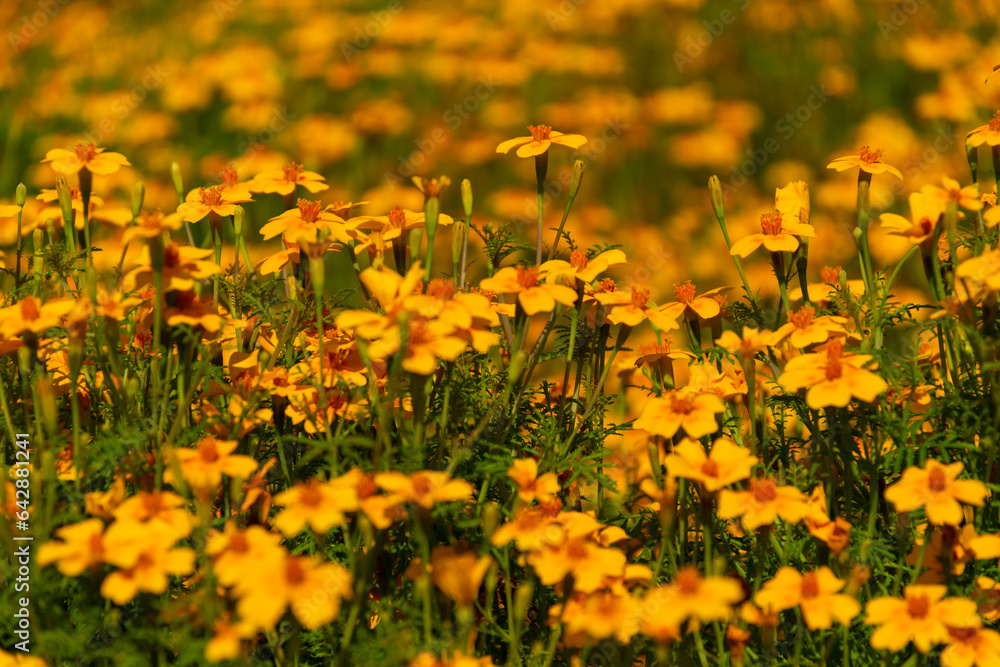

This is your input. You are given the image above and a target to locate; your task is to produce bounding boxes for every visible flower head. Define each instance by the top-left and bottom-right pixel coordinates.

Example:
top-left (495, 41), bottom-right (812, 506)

top-left (496, 125), bottom-right (588, 158)
top-left (827, 145), bottom-right (903, 179)
top-left (43, 141), bottom-right (130, 175)
top-left (885, 459), bottom-right (988, 526)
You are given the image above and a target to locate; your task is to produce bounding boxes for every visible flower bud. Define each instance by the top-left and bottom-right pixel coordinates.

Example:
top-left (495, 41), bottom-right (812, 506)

top-left (481, 502), bottom-right (500, 540)
top-left (233, 205), bottom-right (245, 237)
top-left (569, 159), bottom-right (586, 200)
top-left (423, 196), bottom-right (440, 240)
top-left (15, 183), bottom-right (26, 207)
top-left (55, 176), bottom-right (74, 229)
top-left (452, 219), bottom-right (465, 266)
top-left (132, 181), bottom-right (145, 219)
top-left (508, 350), bottom-right (527, 382)
top-left (38, 377), bottom-right (59, 436)
top-left (708, 175), bottom-right (725, 223)
top-left (171, 162), bottom-right (184, 201)
top-left (461, 178), bottom-right (473, 220)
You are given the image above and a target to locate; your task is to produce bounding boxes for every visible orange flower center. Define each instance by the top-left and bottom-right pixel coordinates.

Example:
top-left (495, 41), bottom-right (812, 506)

top-left (387, 206), bottom-right (407, 228)
top-left (73, 141), bottom-right (98, 163)
top-left (675, 566), bottom-right (701, 595)
top-left (297, 199), bottom-right (322, 223)
top-left (570, 250), bottom-right (588, 270)
top-left (991, 111), bottom-right (1000, 133)
top-left (858, 145), bottom-right (883, 165)
top-left (412, 474), bottom-right (434, 498)
top-left (198, 439), bottom-right (220, 463)
top-left (142, 492), bottom-right (165, 516)
top-left (631, 287), bottom-right (651, 309)
top-left (820, 266), bottom-right (842, 284)
top-left (427, 279), bottom-right (455, 300)
top-left (286, 559), bottom-right (306, 585)
top-left (89, 532), bottom-right (104, 557)
top-left (595, 278), bottom-right (617, 293)
top-left (528, 124), bottom-right (552, 142)
top-left (282, 162), bottom-right (304, 182)
top-left (164, 242), bottom-right (181, 269)
top-left (789, 305), bottom-right (815, 329)
top-left (928, 467), bottom-right (948, 493)
top-left (760, 211), bottom-right (784, 235)
top-left (175, 290), bottom-right (196, 310)
top-left (800, 572), bottom-right (820, 598)
top-left (825, 339), bottom-right (845, 380)
top-left (701, 460), bottom-right (720, 478)
top-left (20, 297), bottom-right (40, 321)
top-left (299, 481), bottom-right (323, 507)
top-left (220, 165), bottom-right (239, 189)
top-left (907, 594), bottom-right (930, 619)
top-left (228, 532), bottom-right (249, 552)
top-left (357, 475), bottom-right (377, 498)
top-left (199, 186), bottom-right (225, 207)
top-left (674, 280), bottom-right (696, 304)
top-left (567, 542), bottom-right (588, 560)
top-left (751, 478), bottom-right (778, 503)
top-left (517, 266), bottom-right (540, 289)
top-left (948, 626), bottom-right (978, 642)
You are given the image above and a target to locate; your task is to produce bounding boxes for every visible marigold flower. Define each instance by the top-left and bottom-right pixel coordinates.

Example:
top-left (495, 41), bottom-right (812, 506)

top-left (885, 459), bottom-right (988, 526)
top-left (717, 477), bottom-right (809, 530)
top-left (922, 176), bottom-right (982, 211)
top-left (941, 626), bottom-right (1000, 667)
top-left (111, 490), bottom-right (195, 537)
top-left (496, 124), bottom-right (587, 158)
top-left (42, 141), bottom-right (130, 175)
top-left (755, 566), bottom-right (860, 629)
top-left (259, 199), bottom-right (349, 243)
top-left (272, 478), bottom-right (360, 536)
top-left (956, 248), bottom-right (1000, 296)
top-left (642, 566), bottom-right (744, 628)
top-left (730, 210), bottom-right (816, 258)
top-left (633, 389), bottom-right (726, 439)
top-left (864, 585), bottom-right (979, 653)
top-left (538, 248), bottom-right (628, 287)
top-left (507, 458), bottom-right (561, 504)
top-left (126, 242), bottom-right (221, 293)
top-left (967, 111), bottom-right (1000, 147)
top-left (557, 589), bottom-right (640, 645)
top-left (100, 520), bottom-right (195, 605)
top-left (164, 436), bottom-right (258, 496)
top-left (774, 180), bottom-right (810, 224)
top-left (0, 296), bottom-right (75, 338)
top-left (769, 305), bottom-right (850, 349)
top-left (429, 544), bottom-right (492, 607)
top-left (37, 519), bottom-right (106, 577)
top-left (206, 523), bottom-right (284, 587)
top-left (669, 437), bottom-right (754, 491)
top-left (374, 470), bottom-right (473, 509)
top-left (605, 286), bottom-right (681, 331)
top-left (528, 532), bottom-right (627, 593)
top-left (778, 339), bottom-right (887, 409)
top-left (177, 185), bottom-right (253, 223)
top-left (490, 504), bottom-right (562, 551)
top-left (248, 162), bottom-right (328, 195)
top-left (479, 265), bottom-right (578, 315)
top-left (659, 281), bottom-right (730, 321)
top-left (827, 145), bottom-right (903, 179)
top-left (716, 326), bottom-right (773, 358)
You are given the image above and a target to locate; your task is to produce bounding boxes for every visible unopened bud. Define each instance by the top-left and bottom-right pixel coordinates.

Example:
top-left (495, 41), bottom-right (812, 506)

top-left (482, 503), bottom-right (500, 540)
top-left (55, 177), bottom-right (74, 228)
top-left (132, 181), bottom-right (145, 218)
top-left (234, 205), bottom-right (245, 237)
top-left (513, 580), bottom-right (534, 625)
top-left (708, 175), bottom-right (725, 222)
top-left (452, 219), bottom-right (465, 266)
top-left (569, 160), bottom-right (586, 200)
top-left (423, 196), bottom-right (440, 239)
top-left (15, 183), bottom-right (26, 207)
top-left (461, 179), bottom-right (473, 220)
top-left (170, 162), bottom-right (184, 201)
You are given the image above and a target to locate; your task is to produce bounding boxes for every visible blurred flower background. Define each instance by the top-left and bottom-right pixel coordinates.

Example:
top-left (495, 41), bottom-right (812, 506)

top-left (4, 0), bottom-right (999, 302)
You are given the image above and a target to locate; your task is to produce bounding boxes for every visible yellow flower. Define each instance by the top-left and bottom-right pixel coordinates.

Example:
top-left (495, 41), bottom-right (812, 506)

top-left (206, 522), bottom-right (284, 587)
top-left (496, 125), bottom-right (587, 158)
top-left (479, 265), bottom-right (577, 315)
top-left (778, 339), bottom-right (887, 409)
top-left (177, 185), bottom-right (253, 223)
top-left (716, 326), bottom-right (773, 359)
top-left (663, 437), bottom-right (757, 492)
top-left (374, 470), bottom-right (473, 509)
top-left (769, 305), bottom-right (849, 349)
top-left (272, 478), bottom-right (360, 537)
top-left (507, 459), bottom-right (561, 504)
top-left (633, 389), bottom-right (726, 439)
top-left (717, 477), bottom-right (809, 530)
top-left (605, 286), bottom-right (681, 331)
top-left (967, 111), bottom-right (1000, 148)
top-left (826, 145), bottom-right (903, 179)
top-left (755, 566), bottom-right (860, 629)
top-left (42, 141), bottom-right (130, 175)
top-left (100, 520), bottom-right (195, 605)
top-left (248, 162), bottom-right (328, 196)
top-left (941, 626), bottom-right (1000, 667)
top-left (885, 459), bottom-right (988, 526)
top-left (659, 281), bottom-right (730, 321)
top-left (37, 519), bottom-right (106, 577)
top-left (641, 566), bottom-right (744, 628)
top-left (865, 585), bottom-right (979, 653)
top-left (0, 296), bottom-right (75, 338)
top-left (164, 435), bottom-right (258, 496)
top-left (121, 209), bottom-right (184, 245)
top-left (412, 175), bottom-right (451, 198)
top-left (922, 176), bottom-right (982, 211)
top-left (729, 211), bottom-right (816, 258)
top-left (429, 544), bottom-right (492, 607)
top-left (538, 249), bottom-right (628, 288)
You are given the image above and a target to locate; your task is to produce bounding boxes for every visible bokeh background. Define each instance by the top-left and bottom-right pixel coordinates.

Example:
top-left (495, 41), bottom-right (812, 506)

top-left (2, 0), bottom-right (999, 305)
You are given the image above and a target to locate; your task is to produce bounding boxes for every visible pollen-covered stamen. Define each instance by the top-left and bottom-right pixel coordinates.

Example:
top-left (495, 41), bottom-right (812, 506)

top-left (918, 217), bottom-right (935, 235)
top-left (928, 467), bottom-right (948, 493)
top-left (164, 242), bottom-right (181, 268)
top-left (20, 297), bottom-right (40, 321)
top-left (220, 165), bottom-right (239, 189)
top-left (595, 278), bottom-right (617, 293)
top-left (670, 392), bottom-right (696, 414)
top-left (387, 206), bottom-right (407, 229)
top-left (675, 566), bottom-right (701, 595)
top-left (701, 459), bottom-right (720, 478)
top-left (528, 124), bottom-right (553, 142)
top-left (286, 559), bottom-right (306, 585)
top-left (858, 145), bottom-right (884, 165)
top-left (199, 186), bottom-right (225, 207)
top-left (517, 266), bottom-right (540, 289)
top-left (800, 572), bottom-right (820, 598)
top-left (789, 305), bottom-right (816, 329)
top-left (824, 339), bottom-right (845, 380)
top-left (198, 439), bottom-right (220, 463)
top-left (297, 199), bottom-right (322, 223)
top-left (281, 162), bottom-right (304, 182)
top-left (73, 141), bottom-right (98, 163)
top-left (674, 280), bottom-right (697, 304)
top-left (751, 478), bottom-right (778, 503)
top-left (991, 111), bottom-right (1000, 133)
top-left (820, 266), bottom-right (842, 284)
top-left (427, 279), bottom-right (455, 300)
top-left (631, 287), bottom-right (651, 309)
top-left (570, 250), bottom-right (588, 270)
top-left (760, 211), bottom-right (784, 235)
top-left (907, 594), bottom-right (930, 619)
